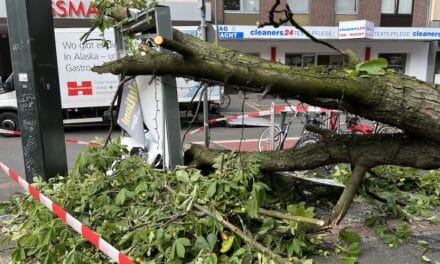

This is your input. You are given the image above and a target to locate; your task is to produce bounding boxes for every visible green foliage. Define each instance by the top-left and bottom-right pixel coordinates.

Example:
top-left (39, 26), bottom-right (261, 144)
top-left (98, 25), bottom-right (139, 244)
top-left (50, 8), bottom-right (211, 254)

top-left (359, 166), bottom-right (440, 248)
top-left (335, 228), bottom-right (361, 264)
top-left (1, 142), bottom-right (320, 263)
top-left (346, 58), bottom-right (388, 77)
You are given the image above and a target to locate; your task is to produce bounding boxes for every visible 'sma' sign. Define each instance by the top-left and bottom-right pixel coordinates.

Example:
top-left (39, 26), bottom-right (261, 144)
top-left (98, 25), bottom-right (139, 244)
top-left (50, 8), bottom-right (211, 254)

top-left (51, 0), bottom-right (98, 18)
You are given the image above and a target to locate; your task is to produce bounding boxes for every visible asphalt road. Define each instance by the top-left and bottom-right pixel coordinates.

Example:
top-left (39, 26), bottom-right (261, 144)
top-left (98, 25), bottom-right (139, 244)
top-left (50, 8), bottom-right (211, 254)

top-left (0, 94), bottom-right (301, 200)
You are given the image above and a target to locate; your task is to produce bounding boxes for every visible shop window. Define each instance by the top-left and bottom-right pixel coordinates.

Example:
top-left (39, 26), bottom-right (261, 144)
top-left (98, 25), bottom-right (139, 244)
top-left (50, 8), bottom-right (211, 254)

top-left (381, 0), bottom-right (413, 26)
top-left (379, 53), bottom-right (407, 74)
top-left (224, 0), bottom-right (260, 13)
top-left (335, 0), bottom-right (357, 14)
top-left (317, 55), bottom-right (344, 66)
top-left (285, 54), bottom-right (315, 67)
top-left (287, 0), bottom-right (309, 14)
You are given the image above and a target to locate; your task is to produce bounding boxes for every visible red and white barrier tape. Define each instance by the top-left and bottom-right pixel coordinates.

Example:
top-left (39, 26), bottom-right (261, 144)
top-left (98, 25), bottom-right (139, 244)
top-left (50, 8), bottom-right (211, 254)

top-left (187, 105), bottom-right (333, 135)
top-left (0, 161), bottom-right (134, 264)
top-left (0, 129), bottom-right (102, 147)
top-left (0, 128), bottom-right (21, 136)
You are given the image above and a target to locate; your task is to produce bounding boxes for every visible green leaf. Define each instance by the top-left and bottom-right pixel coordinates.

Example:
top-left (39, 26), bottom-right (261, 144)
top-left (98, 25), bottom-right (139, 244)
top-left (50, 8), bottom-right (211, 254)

top-left (246, 197), bottom-right (258, 218)
top-left (178, 237), bottom-right (191, 246)
top-left (176, 170), bottom-right (190, 182)
top-left (347, 69), bottom-right (360, 77)
top-left (10, 248), bottom-right (25, 262)
top-left (253, 182), bottom-right (268, 205)
top-left (195, 236), bottom-right (211, 251)
top-left (207, 182), bottom-right (217, 198)
top-left (115, 189), bottom-right (127, 205)
top-left (176, 239), bottom-right (186, 258)
top-left (288, 239), bottom-right (302, 257)
top-left (220, 235), bottom-right (235, 253)
top-left (355, 58), bottom-right (388, 75)
top-left (207, 233), bottom-right (217, 251)
top-left (339, 228), bottom-right (361, 244)
top-left (232, 248), bottom-right (246, 257)
top-left (63, 251), bottom-right (83, 264)
top-left (42, 251), bottom-right (56, 264)
top-left (302, 260), bottom-right (314, 264)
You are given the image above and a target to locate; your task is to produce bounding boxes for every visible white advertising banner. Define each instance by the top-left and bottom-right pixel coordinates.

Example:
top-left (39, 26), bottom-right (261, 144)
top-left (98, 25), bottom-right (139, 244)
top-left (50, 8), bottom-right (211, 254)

top-left (54, 28), bottom-right (118, 109)
top-left (338, 20), bottom-right (374, 39)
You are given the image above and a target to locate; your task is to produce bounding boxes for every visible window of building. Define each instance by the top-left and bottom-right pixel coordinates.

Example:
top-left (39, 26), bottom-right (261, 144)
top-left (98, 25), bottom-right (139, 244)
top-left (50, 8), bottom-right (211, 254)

top-left (381, 0), bottom-right (413, 14)
top-left (381, 0), bottom-right (413, 26)
top-left (379, 53), bottom-right (407, 74)
top-left (287, 0), bottom-right (309, 14)
top-left (285, 54), bottom-right (315, 67)
top-left (317, 55), bottom-right (344, 66)
top-left (335, 0), bottom-right (357, 14)
top-left (224, 0), bottom-right (260, 13)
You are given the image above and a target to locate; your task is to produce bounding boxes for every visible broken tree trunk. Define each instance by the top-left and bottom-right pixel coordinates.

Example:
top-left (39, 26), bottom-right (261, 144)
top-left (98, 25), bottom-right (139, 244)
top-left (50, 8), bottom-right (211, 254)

top-left (93, 29), bottom-right (440, 142)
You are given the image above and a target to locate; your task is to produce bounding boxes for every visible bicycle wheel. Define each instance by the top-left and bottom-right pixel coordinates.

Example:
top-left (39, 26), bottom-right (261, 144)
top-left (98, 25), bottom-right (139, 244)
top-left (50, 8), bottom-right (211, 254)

top-left (219, 94), bottom-right (231, 109)
top-left (377, 126), bottom-right (402, 134)
top-left (258, 126), bottom-right (282, 152)
top-left (294, 132), bottom-right (320, 148)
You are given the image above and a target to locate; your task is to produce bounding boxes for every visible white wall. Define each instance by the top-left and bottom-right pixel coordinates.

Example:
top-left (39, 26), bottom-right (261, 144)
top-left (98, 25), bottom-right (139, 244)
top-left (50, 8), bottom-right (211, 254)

top-left (220, 40), bottom-right (430, 81)
top-left (0, 0), bottom-right (6, 18)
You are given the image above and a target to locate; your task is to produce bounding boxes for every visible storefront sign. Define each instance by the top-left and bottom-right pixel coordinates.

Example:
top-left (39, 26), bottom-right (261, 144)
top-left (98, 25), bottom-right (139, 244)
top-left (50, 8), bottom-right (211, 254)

top-left (52, 0), bottom-right (97, 18)
top-left (218, 25), bottom-right (337, 40)
top-left (338, 20), bottom-right (374, 39)
top-left (374, 27), bottom-right (440, 40)
top-left (217, 25), bottom-right (440, 41)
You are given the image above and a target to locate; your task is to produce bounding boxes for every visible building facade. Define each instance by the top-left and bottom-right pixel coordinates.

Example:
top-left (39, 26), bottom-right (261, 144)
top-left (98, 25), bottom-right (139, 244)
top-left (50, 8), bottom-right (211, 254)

top-left (215, 0), bottom-right (439, 83)
top-left (0, 0), bottom-right (213, 81)
top-left (0, 0), bottom-right (439, 83)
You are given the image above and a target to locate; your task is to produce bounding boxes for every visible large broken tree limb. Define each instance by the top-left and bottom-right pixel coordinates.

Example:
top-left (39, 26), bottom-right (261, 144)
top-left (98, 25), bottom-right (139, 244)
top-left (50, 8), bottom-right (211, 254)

top-left (93, 29), bottom-right (440, 142)
top-left (185, 134), bottom-right (440, 171)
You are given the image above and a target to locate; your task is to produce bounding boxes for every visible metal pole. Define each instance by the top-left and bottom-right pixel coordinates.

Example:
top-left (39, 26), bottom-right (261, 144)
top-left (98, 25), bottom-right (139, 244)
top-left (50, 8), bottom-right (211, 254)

top-left (214, 0), bottom-right (219, 45)
top-left (269, 102), bottom-right (275, 150)
top-left (155, 6), bottom-right (183, 169)
top-left (6, 0), bottom-right (67, 182)
top-left (200, 0), bottom-right (210, 148)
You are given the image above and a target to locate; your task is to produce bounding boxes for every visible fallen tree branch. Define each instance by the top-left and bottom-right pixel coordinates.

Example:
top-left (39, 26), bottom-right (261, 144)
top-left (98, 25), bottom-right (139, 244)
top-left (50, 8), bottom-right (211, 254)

top-left (258, 208), bottom-right (325, 226)
top-left (93, 30), bottom-right (440, 142)
top-left (185, 134), bottom-right (440, 172)
top-left (329, 165), bottom-right (368, 225)
top-left (162, 184), bottom-right (295, 263)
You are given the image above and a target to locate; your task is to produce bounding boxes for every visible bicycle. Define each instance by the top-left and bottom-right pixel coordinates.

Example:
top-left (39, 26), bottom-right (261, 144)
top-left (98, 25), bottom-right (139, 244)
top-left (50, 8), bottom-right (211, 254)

top-left (258, 111), bottom-right (297, 151)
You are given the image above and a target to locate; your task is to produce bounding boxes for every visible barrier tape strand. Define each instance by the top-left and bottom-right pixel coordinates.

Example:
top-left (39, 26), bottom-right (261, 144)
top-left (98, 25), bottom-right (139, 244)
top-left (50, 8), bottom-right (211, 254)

top-left (0, 161), bottom-right (133, 264)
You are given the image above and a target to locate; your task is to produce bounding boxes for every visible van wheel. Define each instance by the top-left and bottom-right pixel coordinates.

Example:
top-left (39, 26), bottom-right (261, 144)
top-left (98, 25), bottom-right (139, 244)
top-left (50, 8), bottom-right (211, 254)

top-left (0, 112), bottom-right (20, 137)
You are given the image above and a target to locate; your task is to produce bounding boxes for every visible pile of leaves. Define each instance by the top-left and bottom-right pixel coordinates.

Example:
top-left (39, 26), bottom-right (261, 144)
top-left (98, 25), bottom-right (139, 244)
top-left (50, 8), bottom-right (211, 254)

top-left (0, 142), bottom-right (341, 264)
top-left (333, 165), bottom-right (440, 249)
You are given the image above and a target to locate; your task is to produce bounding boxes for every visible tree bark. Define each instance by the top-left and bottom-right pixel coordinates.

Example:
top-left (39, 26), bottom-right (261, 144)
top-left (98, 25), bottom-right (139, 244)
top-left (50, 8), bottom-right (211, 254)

top-left (185, 134), bottom-right (440, 171)
top-left (93, 29), bottom-right (440, 142)
top-left (329, 165), bottom-right (368, 226)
